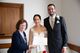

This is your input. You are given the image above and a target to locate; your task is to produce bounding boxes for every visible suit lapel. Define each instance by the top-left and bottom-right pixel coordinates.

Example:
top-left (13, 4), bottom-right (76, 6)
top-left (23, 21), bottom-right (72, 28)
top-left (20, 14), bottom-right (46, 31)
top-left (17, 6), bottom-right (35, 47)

top-left (52, 17), bottom-right (58, 30)
top-left (18, 31), bottom-right (27, 43)
top-left (48, 17), bottom-right (57, 30)
top-left (23, 32), bottom-right (27, 42)
top-left (47, 17), bottom-right (52, 30)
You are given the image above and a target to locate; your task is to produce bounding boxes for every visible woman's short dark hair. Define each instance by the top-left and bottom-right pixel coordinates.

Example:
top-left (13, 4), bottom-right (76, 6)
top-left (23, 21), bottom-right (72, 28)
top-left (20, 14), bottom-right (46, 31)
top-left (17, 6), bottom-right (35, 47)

top-left (16, 19), bottom-right (28, 30)
top-left (48, 4), bottom-right (55, 8)
top-left (33, 14), bottom-right (41, 21)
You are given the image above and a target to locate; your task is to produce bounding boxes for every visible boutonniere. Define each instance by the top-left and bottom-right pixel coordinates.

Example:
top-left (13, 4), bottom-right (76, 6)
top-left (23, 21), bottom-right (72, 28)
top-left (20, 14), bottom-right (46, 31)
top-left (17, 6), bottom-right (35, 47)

top-left (56, 15), bottom-right (60, 24)
top-left (56, 20), bottom-right (60, 23)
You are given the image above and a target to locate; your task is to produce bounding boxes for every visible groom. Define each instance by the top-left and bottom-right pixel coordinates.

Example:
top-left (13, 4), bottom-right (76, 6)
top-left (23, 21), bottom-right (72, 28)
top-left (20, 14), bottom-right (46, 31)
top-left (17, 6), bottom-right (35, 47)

top-left (44, 4), bottom-right (68, 53)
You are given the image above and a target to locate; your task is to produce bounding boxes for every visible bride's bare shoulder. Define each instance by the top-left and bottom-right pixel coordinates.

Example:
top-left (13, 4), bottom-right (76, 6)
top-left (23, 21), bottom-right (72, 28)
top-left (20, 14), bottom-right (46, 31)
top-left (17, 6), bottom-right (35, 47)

top-left (41, 25), bottom-right (47, 31)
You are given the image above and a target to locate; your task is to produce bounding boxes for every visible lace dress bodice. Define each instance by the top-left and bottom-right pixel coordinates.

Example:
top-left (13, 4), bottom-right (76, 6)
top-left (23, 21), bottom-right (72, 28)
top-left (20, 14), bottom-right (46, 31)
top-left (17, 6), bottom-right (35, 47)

top-left (31, 28), bottom-right (47, 45)
top-left (30, 28), bottom-right (47, 53)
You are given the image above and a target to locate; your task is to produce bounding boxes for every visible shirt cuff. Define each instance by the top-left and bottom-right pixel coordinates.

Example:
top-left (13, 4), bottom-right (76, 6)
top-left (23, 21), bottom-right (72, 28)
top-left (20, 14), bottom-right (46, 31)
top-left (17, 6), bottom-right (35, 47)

top-left (63, 47), bottom-right (67, 48)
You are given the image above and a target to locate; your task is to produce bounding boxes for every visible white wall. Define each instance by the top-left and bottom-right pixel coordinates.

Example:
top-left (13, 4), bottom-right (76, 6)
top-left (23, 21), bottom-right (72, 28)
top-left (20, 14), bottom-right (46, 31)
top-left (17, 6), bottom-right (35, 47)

top-left (62, 0), bottom-right (80, 53)
top-left (62, 0), bottom-right (80, 46)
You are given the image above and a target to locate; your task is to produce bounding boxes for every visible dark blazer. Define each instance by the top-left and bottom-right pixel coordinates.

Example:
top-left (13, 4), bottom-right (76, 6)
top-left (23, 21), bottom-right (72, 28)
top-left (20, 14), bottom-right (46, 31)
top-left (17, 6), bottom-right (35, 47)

top-left (44, 16), bottom-right (68, 53)
top-left (7, 30), bottom-right (29, 53)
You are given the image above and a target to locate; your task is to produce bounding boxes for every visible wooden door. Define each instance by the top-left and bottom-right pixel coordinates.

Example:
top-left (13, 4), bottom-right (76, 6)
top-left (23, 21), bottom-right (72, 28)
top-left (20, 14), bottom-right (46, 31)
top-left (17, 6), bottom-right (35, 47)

top-left (0, 2), bottom-right (24, 35)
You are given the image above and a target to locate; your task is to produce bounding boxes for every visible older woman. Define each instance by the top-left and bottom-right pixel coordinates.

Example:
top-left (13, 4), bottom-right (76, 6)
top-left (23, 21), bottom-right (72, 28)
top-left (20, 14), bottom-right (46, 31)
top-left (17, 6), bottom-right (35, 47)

top-left (8, 19), bottom-right (29, 53)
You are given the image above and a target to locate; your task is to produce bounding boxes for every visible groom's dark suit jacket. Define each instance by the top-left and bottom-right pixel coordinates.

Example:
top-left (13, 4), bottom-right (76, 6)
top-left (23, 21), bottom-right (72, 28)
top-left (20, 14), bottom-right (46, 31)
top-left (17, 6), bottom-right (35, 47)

top-left (44, 16), bottom-right (68, 53)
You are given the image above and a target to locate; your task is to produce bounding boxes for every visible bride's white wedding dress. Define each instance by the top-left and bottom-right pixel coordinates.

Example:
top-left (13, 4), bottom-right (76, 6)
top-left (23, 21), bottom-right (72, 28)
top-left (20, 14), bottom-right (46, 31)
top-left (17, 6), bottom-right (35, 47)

top-left (30, 28), bottom-right (47, 53)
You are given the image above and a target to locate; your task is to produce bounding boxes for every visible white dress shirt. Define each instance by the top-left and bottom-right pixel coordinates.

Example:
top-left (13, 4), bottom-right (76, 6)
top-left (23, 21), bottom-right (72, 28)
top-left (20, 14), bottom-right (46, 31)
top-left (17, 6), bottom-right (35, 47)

top-left (49, 14), bottom-right (56, 29)
top-left (19, 31), bottom-right (26, 42)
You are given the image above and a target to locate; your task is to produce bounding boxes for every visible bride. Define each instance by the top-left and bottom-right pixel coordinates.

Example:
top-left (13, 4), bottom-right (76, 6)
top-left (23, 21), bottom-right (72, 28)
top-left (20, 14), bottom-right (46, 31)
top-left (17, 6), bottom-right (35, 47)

top-left (29, 14), bottom-right (47, 53)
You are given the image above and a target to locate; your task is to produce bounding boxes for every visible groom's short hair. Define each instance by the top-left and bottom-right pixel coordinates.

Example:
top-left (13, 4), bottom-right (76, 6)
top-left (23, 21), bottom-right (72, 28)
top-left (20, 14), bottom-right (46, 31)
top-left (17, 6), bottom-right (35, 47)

top-left (48, 4), bottom-right (55, 7)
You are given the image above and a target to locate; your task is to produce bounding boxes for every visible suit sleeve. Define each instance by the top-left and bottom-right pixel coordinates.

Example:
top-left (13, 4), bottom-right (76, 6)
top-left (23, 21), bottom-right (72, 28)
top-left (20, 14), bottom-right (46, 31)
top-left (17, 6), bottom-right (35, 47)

top-left (60, 17), bottom-right (68, 47)
top-left (12, 33), bottom-right (28, 50)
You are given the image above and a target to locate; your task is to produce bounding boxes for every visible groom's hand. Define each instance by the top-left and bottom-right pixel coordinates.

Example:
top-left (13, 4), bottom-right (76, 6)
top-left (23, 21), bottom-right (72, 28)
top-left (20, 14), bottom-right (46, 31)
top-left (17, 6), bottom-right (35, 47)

top-left (62, 47), bottom-right (67, 53)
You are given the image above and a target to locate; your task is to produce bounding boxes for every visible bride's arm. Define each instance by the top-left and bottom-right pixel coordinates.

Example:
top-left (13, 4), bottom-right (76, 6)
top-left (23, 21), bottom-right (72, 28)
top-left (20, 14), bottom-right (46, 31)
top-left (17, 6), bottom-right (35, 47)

top-left (29, 29), bottom-right (33, 48)
top-left (28, 29), bottom-right (33, 53)
top-left (43, 26), bottom-right (48, 38)
top-left (29, 29), bottom-right (33, 45)
top-left (29, 29), bottom-right (37, 48)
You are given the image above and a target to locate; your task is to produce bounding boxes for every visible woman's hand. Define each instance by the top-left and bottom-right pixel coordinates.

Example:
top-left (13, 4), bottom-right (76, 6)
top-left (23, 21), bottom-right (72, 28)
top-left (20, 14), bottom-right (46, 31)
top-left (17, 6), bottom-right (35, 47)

top-left (28, 45), bottom-right (37, 53)
top-left (29, 45), bottom-right (37, 49)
